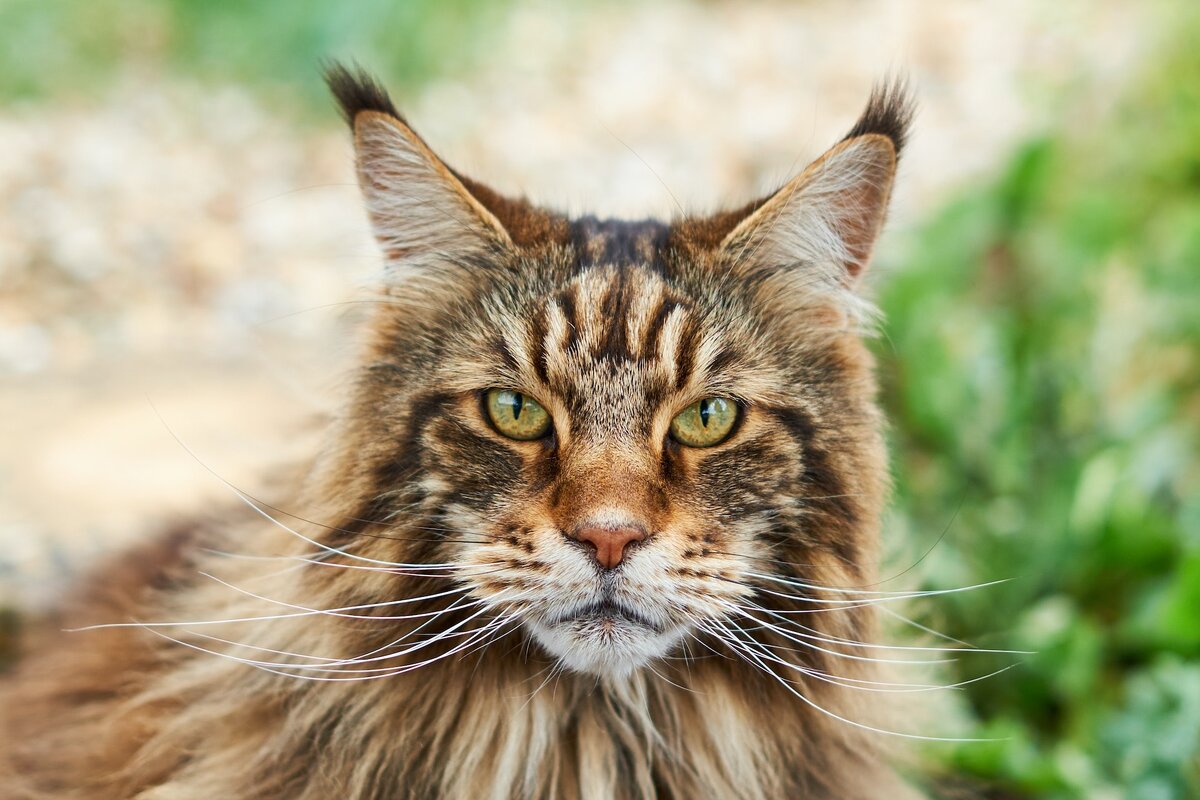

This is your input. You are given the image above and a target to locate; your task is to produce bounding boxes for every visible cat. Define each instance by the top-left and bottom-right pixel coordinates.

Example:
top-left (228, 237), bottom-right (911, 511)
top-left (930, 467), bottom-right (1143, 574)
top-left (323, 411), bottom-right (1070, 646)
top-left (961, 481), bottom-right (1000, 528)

top-left (1, 64), bottom-right (925, 799)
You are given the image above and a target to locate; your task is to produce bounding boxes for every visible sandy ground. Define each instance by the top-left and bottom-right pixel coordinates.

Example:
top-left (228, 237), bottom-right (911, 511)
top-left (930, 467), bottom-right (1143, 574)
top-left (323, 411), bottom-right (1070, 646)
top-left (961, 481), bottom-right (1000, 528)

top-left (0, 0), bottom-right (1157, 608)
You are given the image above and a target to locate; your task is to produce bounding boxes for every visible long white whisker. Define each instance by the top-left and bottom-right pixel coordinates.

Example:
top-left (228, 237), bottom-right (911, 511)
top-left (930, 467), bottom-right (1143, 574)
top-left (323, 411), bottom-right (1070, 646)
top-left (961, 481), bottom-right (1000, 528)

top-left (201, 547), bottom-right (470, 572)
top-left (697, 619), bottom-right (999, 742)
top-left (745, 570), bottom-right (1010, 599)
top-left (737, 601), bottom-right (1029, 655)
top-left (181, 593), bottom-right (482, 666)
top-left (68, 595), bottom-right (481, 632)
top-left (157, 618), bottom-right (505, 681)
top-left (877, 605), bottom-right (987, 648)
top-left (709, 618), bottom-right (1022, 694)
top-left (145, 601), bottom-right (503, 673)
top-left (723, 606), bottom-right (954, 666)
top-left (194, 570), bottom-right (490, 621)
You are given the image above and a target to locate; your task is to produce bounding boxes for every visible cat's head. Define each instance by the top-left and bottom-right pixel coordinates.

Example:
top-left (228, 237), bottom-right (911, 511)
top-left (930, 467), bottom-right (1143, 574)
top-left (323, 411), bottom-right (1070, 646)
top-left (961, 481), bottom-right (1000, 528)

top-left (322, 64), bottom-right (909, 677)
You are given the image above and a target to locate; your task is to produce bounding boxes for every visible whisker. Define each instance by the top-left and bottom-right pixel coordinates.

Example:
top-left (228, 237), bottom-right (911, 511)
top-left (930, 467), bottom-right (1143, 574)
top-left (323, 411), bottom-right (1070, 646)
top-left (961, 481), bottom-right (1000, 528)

top-left (201, 548), bottom-right (487, 575)
top-left (194, 570), bottom-right (493, 622)
top-left (877, 605), bottom-right (990, 649)
top-left (180, 593), bottom-right (482, 667)
top-left (68, 583), bottom-right (489, 631)
top-left (723, 607), bottom-right (955, 666)
top-left (713, 576), bottom-right (900, 610)
top-left (745, 571), bottom-right (1011, 600)
top-left (145, 600), bottom-right (510, 675)
top-left (862, 491), bottom-right (967, 588)
top-left (152, 614), bottom-right (513, 682)
top-left (184, 624), bottom-right (497, 674)
top-left (707, 618), bottom-right (1022, 695)
top-left (696, 619), bottom-right (1001, 743)
top-left (735, 601), bottom-right (1030, 656)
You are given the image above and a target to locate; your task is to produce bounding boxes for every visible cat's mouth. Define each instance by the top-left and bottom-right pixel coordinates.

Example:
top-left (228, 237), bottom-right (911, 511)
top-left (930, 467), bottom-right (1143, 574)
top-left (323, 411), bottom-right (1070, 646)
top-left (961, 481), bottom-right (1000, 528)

top-left (518, 583), bottom-right (692, 676)
top-left (552, 600), bottom-right (661, 632)
top-left (528, 595), bottom-right (685, 676)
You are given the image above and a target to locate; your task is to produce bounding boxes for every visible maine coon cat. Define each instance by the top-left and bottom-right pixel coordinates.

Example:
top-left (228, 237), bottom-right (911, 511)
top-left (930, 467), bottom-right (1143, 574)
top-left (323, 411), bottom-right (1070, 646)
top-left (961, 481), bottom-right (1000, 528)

top-left (1, 65), bottom-right (935, 798)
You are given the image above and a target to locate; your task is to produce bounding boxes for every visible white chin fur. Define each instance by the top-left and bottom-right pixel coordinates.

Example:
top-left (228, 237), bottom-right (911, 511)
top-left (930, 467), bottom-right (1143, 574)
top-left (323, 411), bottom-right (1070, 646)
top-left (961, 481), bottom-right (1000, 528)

top-left (528, 619), bottom-right (688, 678)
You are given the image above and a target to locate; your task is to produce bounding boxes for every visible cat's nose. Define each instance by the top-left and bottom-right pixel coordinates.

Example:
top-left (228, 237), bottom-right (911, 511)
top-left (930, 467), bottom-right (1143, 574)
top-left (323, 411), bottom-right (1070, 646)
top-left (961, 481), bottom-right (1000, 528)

top-left (570, 523), bottom-right (647, 570)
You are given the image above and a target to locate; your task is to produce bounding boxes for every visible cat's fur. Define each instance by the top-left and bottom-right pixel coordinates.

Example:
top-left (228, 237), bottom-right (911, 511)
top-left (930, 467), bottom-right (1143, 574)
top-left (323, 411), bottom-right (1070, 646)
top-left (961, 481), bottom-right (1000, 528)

top-left (1, 66), bottom-right (920, 799)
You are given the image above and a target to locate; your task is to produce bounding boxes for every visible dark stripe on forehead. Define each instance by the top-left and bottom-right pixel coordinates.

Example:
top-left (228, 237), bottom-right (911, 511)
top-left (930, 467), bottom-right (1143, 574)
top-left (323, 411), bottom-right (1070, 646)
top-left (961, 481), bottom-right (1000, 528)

top-left (598, 268), bottom-right (632, 359)
top-left (643, 222), bottom-right (671, 274)
top-left (673, 315), bottom-right (700, 391)
top-left (558, 283), bottom-right (580, 355)
top-left (568, 216), bottom-right (670, 272)
top-left (707, 345), bottom-right (740, 376)
top-left (527, 305), bottom-right (550, 384)
top-left (492, 336), bottom-right (518, 373)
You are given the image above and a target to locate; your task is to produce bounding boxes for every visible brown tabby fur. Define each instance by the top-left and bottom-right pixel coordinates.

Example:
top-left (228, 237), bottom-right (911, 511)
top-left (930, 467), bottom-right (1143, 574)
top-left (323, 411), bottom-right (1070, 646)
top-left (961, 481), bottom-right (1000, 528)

top-left (1, 66), bottom-right (921, 799)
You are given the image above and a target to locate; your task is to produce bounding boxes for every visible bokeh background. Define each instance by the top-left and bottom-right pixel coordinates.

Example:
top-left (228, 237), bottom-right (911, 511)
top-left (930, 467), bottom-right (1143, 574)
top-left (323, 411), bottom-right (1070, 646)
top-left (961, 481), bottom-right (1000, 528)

top-left (1, 1), bottom-right (1197, 797)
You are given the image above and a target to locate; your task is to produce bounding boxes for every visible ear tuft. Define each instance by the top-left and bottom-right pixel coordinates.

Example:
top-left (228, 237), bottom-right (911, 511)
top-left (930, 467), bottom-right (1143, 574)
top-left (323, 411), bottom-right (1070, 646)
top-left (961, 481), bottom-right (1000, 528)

top-left (324, 61), bottom-right (402, 126)
top-left (841, 77), bottom-right (915, 158)
top-left (714, 80), bottom-right (914, 309)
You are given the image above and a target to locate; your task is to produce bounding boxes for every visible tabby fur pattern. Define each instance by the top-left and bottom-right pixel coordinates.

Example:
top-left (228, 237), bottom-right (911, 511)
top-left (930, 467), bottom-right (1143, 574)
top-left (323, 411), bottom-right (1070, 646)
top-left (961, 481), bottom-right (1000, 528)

top-left (1, 65), bottom-right (921, 799)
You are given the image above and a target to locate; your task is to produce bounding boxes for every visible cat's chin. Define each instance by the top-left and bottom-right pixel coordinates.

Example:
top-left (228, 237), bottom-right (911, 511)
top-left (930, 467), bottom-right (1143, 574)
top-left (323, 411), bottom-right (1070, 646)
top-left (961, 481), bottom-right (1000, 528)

top-left (527, 615), bottom-right (689, 678)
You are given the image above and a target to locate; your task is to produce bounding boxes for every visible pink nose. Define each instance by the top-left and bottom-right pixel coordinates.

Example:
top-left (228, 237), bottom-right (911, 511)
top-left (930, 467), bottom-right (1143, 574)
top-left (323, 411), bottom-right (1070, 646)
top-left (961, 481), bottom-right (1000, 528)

top-left (571, 524), bottom-right (647, 569)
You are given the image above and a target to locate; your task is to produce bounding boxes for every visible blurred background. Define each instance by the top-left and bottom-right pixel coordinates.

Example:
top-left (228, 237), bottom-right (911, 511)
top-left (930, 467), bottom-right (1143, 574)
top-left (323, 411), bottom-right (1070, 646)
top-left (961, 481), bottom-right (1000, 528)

top-left (1, 0), bottom-right (1197, 796)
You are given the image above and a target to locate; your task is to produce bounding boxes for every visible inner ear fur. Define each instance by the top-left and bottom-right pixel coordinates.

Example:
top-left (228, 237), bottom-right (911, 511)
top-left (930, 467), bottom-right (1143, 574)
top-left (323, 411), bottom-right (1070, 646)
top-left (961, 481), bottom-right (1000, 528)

top-left (719, 133), bottom-right (899, 284)
top-left (691, 79), bottom-right (913, 287)
top-left (327, 61), bottom-right (567, 269)
top-left (352, 110), bottom-right (513, 263)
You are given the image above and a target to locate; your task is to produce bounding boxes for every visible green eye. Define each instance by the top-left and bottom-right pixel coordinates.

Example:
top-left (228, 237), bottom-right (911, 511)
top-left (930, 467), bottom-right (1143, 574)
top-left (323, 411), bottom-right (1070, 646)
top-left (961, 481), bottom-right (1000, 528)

top-left (669, 397), bottom-right (738, 448)
top-left (485, 389), bottom-right (552, 441)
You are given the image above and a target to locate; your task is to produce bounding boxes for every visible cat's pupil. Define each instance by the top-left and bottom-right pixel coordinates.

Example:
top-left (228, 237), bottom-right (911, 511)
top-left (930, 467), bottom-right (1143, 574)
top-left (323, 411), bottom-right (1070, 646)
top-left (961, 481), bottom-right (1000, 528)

top-left (699, 398), bottom-right (711, 427)
top-left (512, 392), bottom-right (525, 420)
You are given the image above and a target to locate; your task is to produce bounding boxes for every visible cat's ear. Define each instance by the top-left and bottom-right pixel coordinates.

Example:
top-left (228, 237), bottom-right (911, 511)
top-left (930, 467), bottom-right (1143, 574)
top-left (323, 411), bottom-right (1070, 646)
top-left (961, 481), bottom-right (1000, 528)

top-left (718, 81), bottom-right (913, 289)
top-left (325, 63), bottom-right (513, 269)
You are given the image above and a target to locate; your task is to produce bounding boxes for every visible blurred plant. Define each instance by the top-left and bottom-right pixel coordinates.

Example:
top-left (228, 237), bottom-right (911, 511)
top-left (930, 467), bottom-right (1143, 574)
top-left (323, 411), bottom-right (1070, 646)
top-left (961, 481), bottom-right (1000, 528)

top-left (0, 0), bottom-right (510, 111)
top-left (878, 10), bottom-right (1200, 798)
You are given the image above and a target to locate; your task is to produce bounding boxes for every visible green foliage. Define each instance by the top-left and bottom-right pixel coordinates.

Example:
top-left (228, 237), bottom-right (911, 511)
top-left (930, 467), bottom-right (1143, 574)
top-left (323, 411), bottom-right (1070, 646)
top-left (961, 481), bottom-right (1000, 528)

top-left (0, 0), bottom-right (510, 112)
top-left (878, 15), bottom-right (1200, 798)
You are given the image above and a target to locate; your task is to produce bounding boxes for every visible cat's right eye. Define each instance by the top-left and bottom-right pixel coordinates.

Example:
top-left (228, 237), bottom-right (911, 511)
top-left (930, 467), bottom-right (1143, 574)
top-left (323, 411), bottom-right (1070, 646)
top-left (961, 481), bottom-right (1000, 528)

top-left (485, 389), bottom-right (552, 440)
top-left (669, 397), bottom-right (738, 448)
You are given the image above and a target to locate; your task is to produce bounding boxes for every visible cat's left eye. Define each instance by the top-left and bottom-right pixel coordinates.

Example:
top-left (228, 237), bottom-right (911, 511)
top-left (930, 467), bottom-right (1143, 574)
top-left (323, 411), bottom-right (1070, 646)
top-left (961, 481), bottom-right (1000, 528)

top-left (670, 397), bottom-right (738, 448)
top-left (485, 389), bottom-right (552, 440)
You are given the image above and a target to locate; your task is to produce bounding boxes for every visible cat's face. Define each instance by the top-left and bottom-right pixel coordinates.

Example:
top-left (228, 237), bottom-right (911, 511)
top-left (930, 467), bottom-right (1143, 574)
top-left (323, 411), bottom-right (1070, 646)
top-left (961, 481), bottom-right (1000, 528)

top-left (325, 67), bottom-right (906, 677)
top-left (412, 258), bottom-right (810, 676)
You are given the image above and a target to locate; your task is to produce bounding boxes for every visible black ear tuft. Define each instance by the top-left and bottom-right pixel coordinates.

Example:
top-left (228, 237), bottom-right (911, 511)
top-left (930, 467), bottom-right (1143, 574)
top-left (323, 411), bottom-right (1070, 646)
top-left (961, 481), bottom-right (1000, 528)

top-left (841, 77), bottom-right (915, 157)
top-left (323, 61), bottom-right (402, 126)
